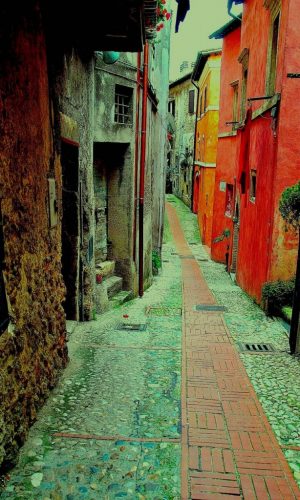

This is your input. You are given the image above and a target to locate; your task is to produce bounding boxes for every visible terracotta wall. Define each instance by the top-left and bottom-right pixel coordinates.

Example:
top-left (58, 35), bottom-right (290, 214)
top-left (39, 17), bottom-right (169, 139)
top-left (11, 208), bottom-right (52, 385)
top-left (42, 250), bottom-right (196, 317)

top-left (211, 28), bottom-right (241, 262)
top-left (235, 0), bottom-right (300, 301)
top-left (0, 3), bottom-right (67, 470)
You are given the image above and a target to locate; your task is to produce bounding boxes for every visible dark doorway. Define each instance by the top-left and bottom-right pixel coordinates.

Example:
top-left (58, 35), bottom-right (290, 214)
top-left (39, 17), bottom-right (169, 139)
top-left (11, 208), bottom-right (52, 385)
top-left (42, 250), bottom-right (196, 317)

top-left (93, 158), bottom-right (108, 266)
top-left (0, 207), bottom-right (9, 334)
top-left (93, 142), bottom-right (129, 282)
top-left (61, 141), bottom-right (80, 320)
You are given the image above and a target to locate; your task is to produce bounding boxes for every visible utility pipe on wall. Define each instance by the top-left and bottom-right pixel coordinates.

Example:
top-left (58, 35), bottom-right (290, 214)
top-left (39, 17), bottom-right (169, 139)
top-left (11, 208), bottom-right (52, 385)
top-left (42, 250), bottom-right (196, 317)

top-left (133, 52), bottom-right (141, 263)
top-left (138, 42), bottom-right (149, 297)
top-left (191, 79), bottom-right (200, 213)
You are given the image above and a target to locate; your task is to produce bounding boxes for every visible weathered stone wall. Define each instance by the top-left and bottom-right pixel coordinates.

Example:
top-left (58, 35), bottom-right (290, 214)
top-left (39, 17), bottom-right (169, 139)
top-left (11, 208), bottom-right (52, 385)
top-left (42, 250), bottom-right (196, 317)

top-left (52, 49), bottom-right (96, 320)
top-left (169, 77), bottom-right (196, 206)
top-left (149, 23), bottom-right (171, 257)
top-left (0, 2), bottom-right (67, 471)
top-left (94, 53), bottom-right (137, 292)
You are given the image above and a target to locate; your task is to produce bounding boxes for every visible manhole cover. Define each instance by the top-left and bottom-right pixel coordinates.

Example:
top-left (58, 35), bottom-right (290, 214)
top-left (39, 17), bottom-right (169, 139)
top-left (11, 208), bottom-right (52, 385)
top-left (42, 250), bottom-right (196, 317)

top-left (146, 306), bottom-right (182, 316)
top-left (118, 323), bottom-right (147, 331)
top-left (238, 342), bottom-right (275, 353)
top-left (194, 304), bottom-right (228, 312)
top-left (179, 255), bottom-right (195, 260)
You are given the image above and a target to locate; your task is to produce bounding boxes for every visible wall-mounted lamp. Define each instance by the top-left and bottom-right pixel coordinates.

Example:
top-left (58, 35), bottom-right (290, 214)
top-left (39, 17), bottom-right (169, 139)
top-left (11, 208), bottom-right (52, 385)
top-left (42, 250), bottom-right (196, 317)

top-left (101, 51), bottom-right (120, 65)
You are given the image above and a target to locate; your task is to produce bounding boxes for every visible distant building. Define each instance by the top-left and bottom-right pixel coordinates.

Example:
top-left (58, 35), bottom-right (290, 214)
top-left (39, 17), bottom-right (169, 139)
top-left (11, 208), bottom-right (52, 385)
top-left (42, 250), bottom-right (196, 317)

top-left (191, 49), bottom-right (222, 248)
top-left (168, 73), bottom-right (196, 207)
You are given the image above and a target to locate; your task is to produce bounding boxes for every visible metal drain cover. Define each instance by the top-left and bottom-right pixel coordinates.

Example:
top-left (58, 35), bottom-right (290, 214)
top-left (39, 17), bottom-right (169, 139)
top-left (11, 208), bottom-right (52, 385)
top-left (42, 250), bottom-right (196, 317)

top-left (146, 306), bottom-right (182, 316)
top-left (179, 255), bottom-right (195, 259)
top-left (197, 258), bottom-right (209, 262)
top-left (118, 323), bottom-right (147, 331)
top-left (238, 342), bottom-right (275, 353)
top-left (194, 304), bottom-right (228, 312)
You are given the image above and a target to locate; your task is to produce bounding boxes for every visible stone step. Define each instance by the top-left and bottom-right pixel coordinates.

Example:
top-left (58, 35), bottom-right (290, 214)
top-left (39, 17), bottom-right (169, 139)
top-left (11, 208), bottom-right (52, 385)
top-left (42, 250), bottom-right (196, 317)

top-left (96, 260), bottom-right (115, 280)
top-left (109, 290), bottom-right (133, 309)
top-left (106, 275), bottom-right (123, 299)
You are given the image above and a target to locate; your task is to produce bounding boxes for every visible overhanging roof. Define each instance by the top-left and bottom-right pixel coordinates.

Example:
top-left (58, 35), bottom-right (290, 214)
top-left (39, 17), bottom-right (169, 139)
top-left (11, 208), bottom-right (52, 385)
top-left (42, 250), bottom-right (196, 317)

top-left (169, 72), bottom-right (192, 89)
top-left (191, 49), bottom-right (222, 81)
top-left (209, 17), bottom-right (241, 39)
top-left (43, 0), bottom-right (157, 52)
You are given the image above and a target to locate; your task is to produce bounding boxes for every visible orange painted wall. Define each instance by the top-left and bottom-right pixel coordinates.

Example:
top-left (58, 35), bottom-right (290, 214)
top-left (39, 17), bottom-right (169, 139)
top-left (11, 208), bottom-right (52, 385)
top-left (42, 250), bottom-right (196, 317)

top-left (194, 55), bottom-right (221, 247)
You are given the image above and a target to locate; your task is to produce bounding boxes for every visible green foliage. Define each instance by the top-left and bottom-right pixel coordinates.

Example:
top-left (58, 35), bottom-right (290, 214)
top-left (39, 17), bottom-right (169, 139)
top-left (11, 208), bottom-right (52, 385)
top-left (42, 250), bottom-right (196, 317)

top-left (152, 250), bottom-right (162, 271)
top-left (262, 278), bottom-right (295, 315)
top-left (213, 228), bottom-right (231, 244)
top-left (282, 306), bottom-right (292, 323)
top-left (279, 181), bottom-right (300, 231)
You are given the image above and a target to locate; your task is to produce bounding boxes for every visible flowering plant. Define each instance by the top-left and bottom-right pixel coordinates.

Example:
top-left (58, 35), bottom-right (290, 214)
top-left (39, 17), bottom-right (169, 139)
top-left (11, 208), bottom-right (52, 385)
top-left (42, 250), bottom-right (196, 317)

top-left (156, 0), bottom-right (171, 32)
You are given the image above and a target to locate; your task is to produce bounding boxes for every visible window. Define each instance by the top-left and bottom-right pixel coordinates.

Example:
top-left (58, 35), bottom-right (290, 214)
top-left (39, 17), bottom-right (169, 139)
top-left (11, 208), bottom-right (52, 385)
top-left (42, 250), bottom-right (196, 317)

top-left (266, 12), bottom-right (280, 95)
top-left (238, 48), bottom-right (249, 121)
top-left (231, 81), bottom-right (239, 127)
top-left (168, 99), bottom-right (175, 116)
top-left (225, 184), bottom-right (234, 217)
top-left (203, 86), bottom-right (207, 113)
top-left (114, 84), bottom-right (133, 124)
top-left (188, 89), bottom-right (195, 114)
top-left (250, 170), bottom-right (257, 202)
top-left (0, 209), bottom-right (9, 335)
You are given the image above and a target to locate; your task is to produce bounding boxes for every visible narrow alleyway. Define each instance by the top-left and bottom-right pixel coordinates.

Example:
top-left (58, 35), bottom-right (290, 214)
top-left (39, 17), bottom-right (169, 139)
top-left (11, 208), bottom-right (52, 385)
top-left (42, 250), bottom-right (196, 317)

top-left (1, 195), bottom-right (300, 499)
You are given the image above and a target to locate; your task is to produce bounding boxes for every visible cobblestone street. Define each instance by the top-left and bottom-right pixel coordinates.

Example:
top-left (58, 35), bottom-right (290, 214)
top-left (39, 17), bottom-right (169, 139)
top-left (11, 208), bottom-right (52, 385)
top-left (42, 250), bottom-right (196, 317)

top-left (1, 195), bottom-right (300, 499)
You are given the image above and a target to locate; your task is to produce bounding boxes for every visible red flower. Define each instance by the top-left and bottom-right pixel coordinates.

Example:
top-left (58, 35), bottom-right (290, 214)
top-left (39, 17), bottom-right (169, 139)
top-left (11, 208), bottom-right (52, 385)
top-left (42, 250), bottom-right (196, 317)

top-left (123, 314), bottom-right (129, 318)
top-left (161, 0), bottom-right (166, 3)
top-left (166, 12), bottom-right (171, 20)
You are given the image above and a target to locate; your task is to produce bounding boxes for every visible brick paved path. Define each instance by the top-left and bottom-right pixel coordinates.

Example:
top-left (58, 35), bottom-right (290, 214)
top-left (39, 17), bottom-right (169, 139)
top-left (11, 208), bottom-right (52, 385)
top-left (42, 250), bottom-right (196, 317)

top-left (166, 202), bottom-right (300, 500)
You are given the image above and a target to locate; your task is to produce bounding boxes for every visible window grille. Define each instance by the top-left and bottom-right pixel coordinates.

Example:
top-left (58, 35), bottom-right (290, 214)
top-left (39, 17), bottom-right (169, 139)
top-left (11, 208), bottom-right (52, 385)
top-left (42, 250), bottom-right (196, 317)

top-left (114, 85), bottom-right (133, 124)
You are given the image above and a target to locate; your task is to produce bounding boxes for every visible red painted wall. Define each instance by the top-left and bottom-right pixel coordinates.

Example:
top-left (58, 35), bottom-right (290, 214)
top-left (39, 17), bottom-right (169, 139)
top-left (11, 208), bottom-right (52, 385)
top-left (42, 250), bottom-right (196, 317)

top-left (235, 0), bottom-right (300, 301)
top-left (211, 27), bottom-right (241, 263)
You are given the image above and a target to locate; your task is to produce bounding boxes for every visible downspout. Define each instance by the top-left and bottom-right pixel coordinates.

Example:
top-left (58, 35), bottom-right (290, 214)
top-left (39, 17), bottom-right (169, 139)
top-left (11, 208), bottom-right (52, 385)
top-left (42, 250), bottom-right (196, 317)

top-left (191, 79), bottom-right (200, 213)
top-left (228, 176), bottom-right (237, 272)
top-left (133, 52), bottom-right (142, 263)
top-left (139, 42), bottom-right (149, 297)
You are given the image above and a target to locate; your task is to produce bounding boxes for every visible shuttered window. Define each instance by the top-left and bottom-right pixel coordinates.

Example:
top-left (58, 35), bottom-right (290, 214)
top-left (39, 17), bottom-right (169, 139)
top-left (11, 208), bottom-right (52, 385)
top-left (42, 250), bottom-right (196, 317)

top-left (188, 89), bottom-right (195, 114)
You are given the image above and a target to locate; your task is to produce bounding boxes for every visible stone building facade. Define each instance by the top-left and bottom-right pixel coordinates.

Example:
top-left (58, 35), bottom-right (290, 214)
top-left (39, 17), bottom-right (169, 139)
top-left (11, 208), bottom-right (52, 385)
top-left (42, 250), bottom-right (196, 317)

top-left (0, 0), bottom-right (165, 473)
top-left (168, 74), bottom-right (196, 207)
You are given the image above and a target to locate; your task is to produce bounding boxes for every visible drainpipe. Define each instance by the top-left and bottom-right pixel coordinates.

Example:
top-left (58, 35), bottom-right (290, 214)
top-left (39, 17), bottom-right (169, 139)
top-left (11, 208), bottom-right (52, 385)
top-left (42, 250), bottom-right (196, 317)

top-left (228, 176), bottom-right (237, 272)
top-left (139, 42), bottom-right (149, 297)
top-left (133, 52), bottom-right (142, 263)
top-left (191, 79), bottom-right (200, 213)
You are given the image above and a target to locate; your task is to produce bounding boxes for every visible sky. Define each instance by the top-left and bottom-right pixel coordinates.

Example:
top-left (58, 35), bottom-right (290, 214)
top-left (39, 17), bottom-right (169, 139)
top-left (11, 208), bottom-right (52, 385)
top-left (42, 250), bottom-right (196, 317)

top-left (169, 0), bottom-right (241, 81)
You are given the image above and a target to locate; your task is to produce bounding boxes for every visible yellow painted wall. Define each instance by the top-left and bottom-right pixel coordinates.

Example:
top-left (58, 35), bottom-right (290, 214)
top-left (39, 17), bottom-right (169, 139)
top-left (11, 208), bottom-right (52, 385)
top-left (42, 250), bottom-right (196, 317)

top-left (194, 54), bottom-right (221, 247)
